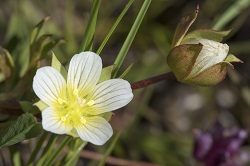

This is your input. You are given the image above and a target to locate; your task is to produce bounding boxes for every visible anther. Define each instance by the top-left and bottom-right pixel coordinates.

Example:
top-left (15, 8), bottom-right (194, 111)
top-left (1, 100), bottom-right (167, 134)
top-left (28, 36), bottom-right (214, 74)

top-left (80, 117), bottom-right (86, 123)
top-left (58, 98), bottom-right (66, 104)
top-left (73, 89), bottom-right (79, 97)
top-left (87, 100), bottom-right (95, 106)
top-left (61, 116), bottom-right (66, 121)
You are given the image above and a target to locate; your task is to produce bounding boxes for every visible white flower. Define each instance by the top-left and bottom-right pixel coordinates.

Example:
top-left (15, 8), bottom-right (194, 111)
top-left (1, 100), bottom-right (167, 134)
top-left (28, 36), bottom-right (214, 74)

top-left (33, 52), bottom-right (133, 145)
top-left (183, 38), bottom-right (229, 77)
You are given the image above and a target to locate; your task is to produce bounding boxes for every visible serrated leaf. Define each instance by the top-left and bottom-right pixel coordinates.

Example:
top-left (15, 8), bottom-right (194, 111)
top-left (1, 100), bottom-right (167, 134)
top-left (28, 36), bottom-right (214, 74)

top-left (30, 16), bottom-right (50, 45)
top-left (182, 29), bottom-right (231, 43)
top-left (51, 52), bottom-right (68, 80)
top-left (0, 113), bottom-right (39, 148)
top-left (98, 65), bottom-right (115, 83)
top-left (26, 123), bottom-right (43, 138)
top-left (19, 101), bottom-right (40, 115)
top-left (33, 100), bottom-right (49, 111)
top-left (172, 5), bottom-right (199, 48)
top-left (119, 63), bottom-right (133, 78)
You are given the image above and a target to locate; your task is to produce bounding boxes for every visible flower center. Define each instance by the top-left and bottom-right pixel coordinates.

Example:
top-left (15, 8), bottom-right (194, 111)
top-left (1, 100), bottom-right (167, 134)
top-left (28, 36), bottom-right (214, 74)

top-left (56, 88), bottom-right (95, 127)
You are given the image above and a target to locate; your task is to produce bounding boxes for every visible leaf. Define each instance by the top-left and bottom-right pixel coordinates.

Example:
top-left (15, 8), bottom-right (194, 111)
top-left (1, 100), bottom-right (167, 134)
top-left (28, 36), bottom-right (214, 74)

top-left (98, 65), bottom-right (115, 83)
top-left (96, 0), bottom-right (134, 54)
top-left (51, 52), bottom-right (68, 80)
top-left (113, 0), bottom-right (152, 77)
top-left (33, 100), bottom-right (49, 111)
top-left (19, 101), bottom-right (40, 115)
top-left (119, 63), bottom-right (133, 78)
top-left (79, 0), bottom-right (101, 51)
top-left (0, 48), bottom-right (15, 80)
top-left (0, 113), bottom-right (41, 148)
top-left (30, 16), bottom-right (50, 45)
top-left (40, 38), bottom-right (65, 59)
top-left (171, 5), bottom-right (199, 48)
top-left (182, 29), bottom-right (231, 43)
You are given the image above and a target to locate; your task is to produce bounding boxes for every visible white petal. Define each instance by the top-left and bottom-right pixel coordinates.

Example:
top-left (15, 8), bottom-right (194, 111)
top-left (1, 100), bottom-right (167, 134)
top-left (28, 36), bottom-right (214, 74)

top-left (183, 38), bottom-right (229, 76)
top-left (42, 107), bottom-right (73, 134)
top-left (67, 52), bottom-right (102, 96)
top-left (88, 79), bottom-right (133, 115)
top-left (75, 116), bottom-right (113, 145)
top-left (33, 67), bottom-right (66, 106)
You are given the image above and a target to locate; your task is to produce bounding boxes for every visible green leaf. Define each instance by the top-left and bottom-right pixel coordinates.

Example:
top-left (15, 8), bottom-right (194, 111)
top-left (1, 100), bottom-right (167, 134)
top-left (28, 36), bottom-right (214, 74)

top-left (79, 0), bottom-right (101, 51)
top-left (30, 34), bottom-right (52, 67)
top-left (171, 5), bottom-right (199, 48)
top-left (19, 101), bottom-right (40, 115)
top-left (0, 113), bottom-right (40, 148)
top-left (26, 123), bottom-right (43, 138)
top-left (113, 0), bottom-right (152, 77)
top-left (98, 132), bottom-right (121, 166)
top-left (30, 16), bottom-right (50, 45)
top-left (119, 63), bottom-right (133, 78)
top-left (0, 48), bottom-right (15, 80)
top-left (62, 139), bottom-right (87, 166)
top-left (40, 38), bottom-right (65, 59)
top-left (51, 52), bottom-right (68, 80)
top-left (98, 65), bottom-right (115, 83)
top-left (96, 0), bottom-right (134, 54)
top-left (182, 29), bottom-right (231, 43)
top-left (33, 100), bottom-right (49, 111)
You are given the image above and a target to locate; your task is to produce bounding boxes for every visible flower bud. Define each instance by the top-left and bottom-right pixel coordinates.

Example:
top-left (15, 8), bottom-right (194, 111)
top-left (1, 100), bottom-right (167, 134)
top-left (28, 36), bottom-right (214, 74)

top-left (167, 37), bottom-right (242, 86)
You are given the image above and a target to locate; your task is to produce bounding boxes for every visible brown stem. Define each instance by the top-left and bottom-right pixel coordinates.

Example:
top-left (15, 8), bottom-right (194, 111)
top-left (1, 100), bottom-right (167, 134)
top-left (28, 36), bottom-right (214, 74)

top-left (131, 72), bottom-right (175, 90)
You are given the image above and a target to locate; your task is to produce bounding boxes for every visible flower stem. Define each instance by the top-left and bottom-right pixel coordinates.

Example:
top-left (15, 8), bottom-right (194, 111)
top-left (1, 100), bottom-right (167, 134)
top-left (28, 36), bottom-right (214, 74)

top-left (131, 72), bottom-right (175, 90)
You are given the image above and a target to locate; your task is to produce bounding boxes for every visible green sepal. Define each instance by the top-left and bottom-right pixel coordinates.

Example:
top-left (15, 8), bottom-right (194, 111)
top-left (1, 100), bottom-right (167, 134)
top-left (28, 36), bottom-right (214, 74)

top-left (167, 44), bottom-right (203, 81)
top-left (51, 52), bottom-right (68, 80)
top-left (0, 113), bottom-right (42, 148)
top-left (98, 65), bottom-right (115, 84)
top-left (224, 54), bottom-right (243, 64)
top-left (19, 101), bottom-right (40, 115)
top-left (182, 29), bottom-right (231, 43)
top-left (100, 112), bottom-right (113, 122)
top-left (33, 100), bottom-right (49, 112)
top-left (183, 62), bottom-right (228, 86)
top-left (171, 5), bottom-right (199, 48)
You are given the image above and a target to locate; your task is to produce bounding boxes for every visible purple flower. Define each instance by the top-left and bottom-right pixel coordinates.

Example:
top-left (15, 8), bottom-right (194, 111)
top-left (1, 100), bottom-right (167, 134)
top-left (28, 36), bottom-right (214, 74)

top-left (193, 122), bottom-right (249, 166)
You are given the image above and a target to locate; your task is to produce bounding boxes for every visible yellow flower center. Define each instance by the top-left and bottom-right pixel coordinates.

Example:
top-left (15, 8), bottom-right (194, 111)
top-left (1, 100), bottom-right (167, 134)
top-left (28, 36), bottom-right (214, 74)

top-left (55, 88), bottom-right (95, 127)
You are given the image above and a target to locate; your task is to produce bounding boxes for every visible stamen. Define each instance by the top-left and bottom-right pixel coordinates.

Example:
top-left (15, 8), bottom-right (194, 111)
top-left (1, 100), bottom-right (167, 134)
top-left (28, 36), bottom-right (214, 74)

top-left (61, 116), bottom-right (66, 121)
top-left (77, 98), bottom-right (86, 106)
top-left (73, 89), bottom-right (79, 97)
top-left (58, 98), bottom-right (66, 104)
top-left (87, 100), bottom-right (95, 106)
top-left (80, 117), bottom-right (86, 123)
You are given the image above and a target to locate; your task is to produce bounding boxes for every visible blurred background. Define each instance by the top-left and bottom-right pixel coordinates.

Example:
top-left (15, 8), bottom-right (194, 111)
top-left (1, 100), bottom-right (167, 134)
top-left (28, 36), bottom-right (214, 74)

top-left (0, 0), bottom-right (250, 165)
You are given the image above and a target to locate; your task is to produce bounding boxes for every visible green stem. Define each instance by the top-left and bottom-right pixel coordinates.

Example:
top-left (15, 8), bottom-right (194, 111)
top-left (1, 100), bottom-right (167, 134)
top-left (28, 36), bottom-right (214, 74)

top-left (43, 136), bottom-right (72, 166)
top-left (131, 72), bottom-right (175, 90)
top-left (112, 0), bottom-right (152, 77)
top-left (27, 131), bottom-right (48, 166)
top-left (96, 0), bottom-right (134, 55)
top-left (98, 132), bottom-right (121, 166)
